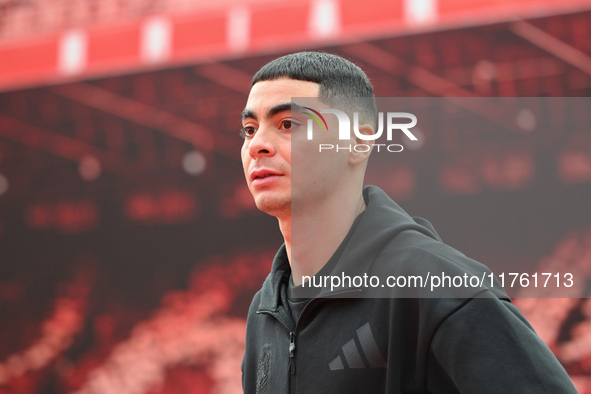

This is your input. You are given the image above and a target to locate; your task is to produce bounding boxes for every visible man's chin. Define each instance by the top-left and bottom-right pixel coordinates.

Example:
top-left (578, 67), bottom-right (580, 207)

top-left (254, 195), bottom-right (291, 217)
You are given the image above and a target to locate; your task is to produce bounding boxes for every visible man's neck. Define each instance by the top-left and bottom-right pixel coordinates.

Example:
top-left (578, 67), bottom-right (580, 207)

top-left (280, 189), bottom-right (366, 286)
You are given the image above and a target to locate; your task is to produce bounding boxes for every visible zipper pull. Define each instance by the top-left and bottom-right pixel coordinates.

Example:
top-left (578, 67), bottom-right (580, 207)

top-left (289, 331), bottom-right (296, 374)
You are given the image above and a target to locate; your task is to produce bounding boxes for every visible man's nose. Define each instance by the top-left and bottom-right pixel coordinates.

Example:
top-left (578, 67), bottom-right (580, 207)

top-left (248, 126), bottom-right (275, 159)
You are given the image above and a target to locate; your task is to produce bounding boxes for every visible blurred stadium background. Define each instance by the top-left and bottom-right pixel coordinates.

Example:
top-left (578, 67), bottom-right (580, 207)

top-left (0, 0), bottom-right (591, 393)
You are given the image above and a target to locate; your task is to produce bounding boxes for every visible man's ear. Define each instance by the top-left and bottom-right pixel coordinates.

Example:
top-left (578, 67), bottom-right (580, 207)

top-left (349, 123), bottom-right (374, 165)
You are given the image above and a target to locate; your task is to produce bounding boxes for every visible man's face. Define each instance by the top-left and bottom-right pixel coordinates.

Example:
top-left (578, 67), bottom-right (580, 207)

top-left (241, 79), bottom-right (322, 217)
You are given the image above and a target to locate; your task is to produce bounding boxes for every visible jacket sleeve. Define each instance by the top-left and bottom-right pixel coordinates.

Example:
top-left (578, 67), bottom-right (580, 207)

top-left (426, 297), bottom-right (577, 393)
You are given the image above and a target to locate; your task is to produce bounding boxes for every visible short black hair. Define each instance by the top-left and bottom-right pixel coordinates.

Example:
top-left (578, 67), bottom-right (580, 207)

top-left (252, 51), bottom-right (377, 128)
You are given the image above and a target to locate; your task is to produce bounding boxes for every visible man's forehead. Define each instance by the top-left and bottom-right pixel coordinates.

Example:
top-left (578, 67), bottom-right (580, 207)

top-left (245, 79), bottom-right (319, 104)
top-left (241, 80), bottom-right (323, 122)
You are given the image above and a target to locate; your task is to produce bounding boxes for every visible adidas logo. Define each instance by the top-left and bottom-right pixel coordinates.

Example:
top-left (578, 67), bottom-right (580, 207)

top-left (328, 322), bottom-right (387, 370)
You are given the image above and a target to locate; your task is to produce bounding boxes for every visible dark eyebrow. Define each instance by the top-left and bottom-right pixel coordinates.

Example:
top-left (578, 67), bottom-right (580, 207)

top-left (241, 109), bottom-right (256, 121)
top-left (241, 102), bottom-right (307, 122)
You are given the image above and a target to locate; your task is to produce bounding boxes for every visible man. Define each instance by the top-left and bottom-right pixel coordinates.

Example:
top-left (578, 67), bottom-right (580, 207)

top-left (240, 51), bottom-right (576, 393)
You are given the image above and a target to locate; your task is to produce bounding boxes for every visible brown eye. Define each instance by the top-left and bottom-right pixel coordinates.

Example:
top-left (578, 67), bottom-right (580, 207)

top-left (240, 126), bottom-right (256, 138)
top-left (281, 120), bottom-right (292, 130)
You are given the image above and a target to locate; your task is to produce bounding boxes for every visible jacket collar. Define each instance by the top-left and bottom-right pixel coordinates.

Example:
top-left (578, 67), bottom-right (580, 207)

top-left (258, 244), bottom-right (291, 312)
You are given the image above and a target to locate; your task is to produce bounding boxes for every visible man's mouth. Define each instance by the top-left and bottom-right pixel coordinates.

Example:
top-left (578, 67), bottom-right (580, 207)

top-left (250, 169), bottom-right (283, 186)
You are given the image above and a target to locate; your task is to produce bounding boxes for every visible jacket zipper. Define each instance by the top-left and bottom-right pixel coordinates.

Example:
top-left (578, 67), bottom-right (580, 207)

top-left (257, 288), bottom-right (361, 393)
top-left (289, 331), bottom-right (296, 371)
top-left (256, 309), bottom-right (296, 392)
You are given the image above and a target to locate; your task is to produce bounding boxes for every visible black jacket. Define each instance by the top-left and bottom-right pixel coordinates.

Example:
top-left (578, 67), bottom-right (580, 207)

top-left (242, 186), bottom-right (577, 393)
